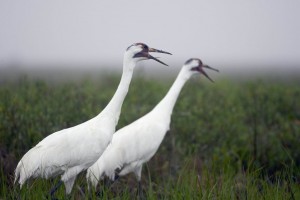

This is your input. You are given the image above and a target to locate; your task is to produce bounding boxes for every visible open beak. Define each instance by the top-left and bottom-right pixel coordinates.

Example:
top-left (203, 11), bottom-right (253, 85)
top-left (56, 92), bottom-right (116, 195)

top-left (198, 65), bottom-right (219, 83)
top-left (149, 48), bottom-right (172, 55)
top-left (147, 54), bottom-right (169, 66)
top-left (148, 47), bottom-right (172, 66)
top-left (134, 47), bottom-right (172, 66)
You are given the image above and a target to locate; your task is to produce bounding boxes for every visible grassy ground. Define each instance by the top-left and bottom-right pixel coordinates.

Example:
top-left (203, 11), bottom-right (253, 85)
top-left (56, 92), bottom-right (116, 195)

top-left (0, 74), bottom-right (299, 199)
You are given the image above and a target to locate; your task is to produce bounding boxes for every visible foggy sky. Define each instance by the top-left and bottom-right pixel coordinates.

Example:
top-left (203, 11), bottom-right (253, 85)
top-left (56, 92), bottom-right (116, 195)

top-left (0, 0), bottom-right (299, 73)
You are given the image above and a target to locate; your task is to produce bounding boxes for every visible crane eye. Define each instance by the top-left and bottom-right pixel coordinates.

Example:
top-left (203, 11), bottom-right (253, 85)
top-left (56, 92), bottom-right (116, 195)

top-left (142, 45), bottom-right (146, 49)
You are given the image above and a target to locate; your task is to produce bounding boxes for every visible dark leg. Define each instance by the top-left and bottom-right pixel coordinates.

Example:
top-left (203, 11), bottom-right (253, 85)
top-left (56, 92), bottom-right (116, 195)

top-left (134, 166), bottom-right (143, 199)
top-left (96, 175), bottom-right (120, 197)
top-left (108, 174), bottom-right (120, 189)
top-left (13, 186), bottom-right (21, 200)
top-left (49, 180), bottom-right (63, 198)
top-left (76, 184), bottom-right (86, 198)
top-left (137, 181), bottom-right (143, 199)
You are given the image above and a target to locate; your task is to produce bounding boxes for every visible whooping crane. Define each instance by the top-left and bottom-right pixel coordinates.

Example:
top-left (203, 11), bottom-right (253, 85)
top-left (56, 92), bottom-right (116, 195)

top-left (14, 43), bottom-right (171, 196)
top-left (86, 58), bottom-right (219, 194)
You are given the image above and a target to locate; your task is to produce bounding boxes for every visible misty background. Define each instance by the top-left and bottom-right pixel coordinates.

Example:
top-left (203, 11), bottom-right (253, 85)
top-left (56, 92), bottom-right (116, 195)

top-left (0, 0), bottom-right (299, 79)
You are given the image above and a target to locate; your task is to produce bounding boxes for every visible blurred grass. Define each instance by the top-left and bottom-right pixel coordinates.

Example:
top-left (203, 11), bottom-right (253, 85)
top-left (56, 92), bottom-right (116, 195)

top-left (0, 74), bottom-right (299, 199)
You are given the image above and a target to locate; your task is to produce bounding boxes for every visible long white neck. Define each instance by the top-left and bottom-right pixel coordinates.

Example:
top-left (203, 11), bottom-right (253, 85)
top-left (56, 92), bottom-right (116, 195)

top-left (100, 55), bottom-right (135, 123)
top-left (153, 68), bottom-right (191, 116)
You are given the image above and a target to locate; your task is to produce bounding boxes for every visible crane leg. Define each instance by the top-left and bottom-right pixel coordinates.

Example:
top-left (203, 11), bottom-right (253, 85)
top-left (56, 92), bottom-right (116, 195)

top-left (96, 174), bottom-right (120, 197)
top-left (105, 174), bottom-right (120, 190)
top-left (137, 181), bottom-right (144, 200)
top-left (49, 180), bottom-right (63, 198)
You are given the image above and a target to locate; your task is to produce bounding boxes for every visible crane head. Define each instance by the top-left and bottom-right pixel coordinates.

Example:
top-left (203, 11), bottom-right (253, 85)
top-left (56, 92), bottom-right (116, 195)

top-left (126, 43), bottom-right (172, 66)
top-left (186, 58), bottom-right (219, 82)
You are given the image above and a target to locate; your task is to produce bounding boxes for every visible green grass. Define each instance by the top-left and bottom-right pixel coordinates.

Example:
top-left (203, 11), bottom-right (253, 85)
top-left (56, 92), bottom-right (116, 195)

top-left (0, 75), bottom-right (299, 199)
top-left (1, 159), bottom-right (299, 199)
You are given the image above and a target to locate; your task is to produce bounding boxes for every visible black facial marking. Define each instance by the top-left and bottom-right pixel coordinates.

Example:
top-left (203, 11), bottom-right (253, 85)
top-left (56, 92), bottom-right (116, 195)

top-left (185, 58), bottom-right (194, 65)
top-left (198, 59), bottom-right (203, 66)
top-left (126, 43), bottom-right (148, 52)
top-left (137, 43), bottom-right (148, 52)
top-left (185, 58), bottom-right (203, 66)
top-left (126, 44), bottom-right (134, 51)
top-left (191, 66), bottom-right (199, 71)
top-left (133, 52), bottom-right (147, 58)
top-left (127, 43), bottom-right (149, 58)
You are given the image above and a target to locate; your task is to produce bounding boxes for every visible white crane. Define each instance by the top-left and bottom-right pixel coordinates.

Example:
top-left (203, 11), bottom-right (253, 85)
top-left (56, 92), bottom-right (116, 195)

top-left (86, 58), bottom-right (219, 194)
top-left (14, 43), bottom-right (171, 196)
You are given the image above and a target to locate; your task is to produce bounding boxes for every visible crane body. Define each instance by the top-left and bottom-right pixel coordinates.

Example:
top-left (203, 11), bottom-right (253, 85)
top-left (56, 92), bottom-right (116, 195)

top-left (87, 58), bottom-right (219, 189)
top-left (14, 43), bottom-right (171, 195)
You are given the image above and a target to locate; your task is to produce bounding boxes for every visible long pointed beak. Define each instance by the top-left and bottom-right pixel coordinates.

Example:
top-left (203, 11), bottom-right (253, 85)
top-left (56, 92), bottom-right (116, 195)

top-left (199, 68), bottom-right (215, 82)
top-left (148, 47), bottom-right (172, 66)
top-left (148, 54), bottom-right (169, 66)
top-left (203, 65), bottom-right (219, 72)
top-left (198, 65), bottom-right (219, 83)
top-left (133, 47), bottom-right (172, 66)
top-left (149, 48), bottom-right (172, 55)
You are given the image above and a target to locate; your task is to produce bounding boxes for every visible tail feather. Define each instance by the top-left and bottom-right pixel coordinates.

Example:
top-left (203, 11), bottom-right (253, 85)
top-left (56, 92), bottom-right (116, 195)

top-left (87, 146), bottom-right (124, 187)
top-left (14, 160), bottom-right (28, 188)
top-left (102, 148), bottom-right (124, 180)
top-left (14, 162), bottom-right (21, 185)
top-left (86, 161), bottom-right (104, 188)
top-left (14, 148), bottom-right (41, 188)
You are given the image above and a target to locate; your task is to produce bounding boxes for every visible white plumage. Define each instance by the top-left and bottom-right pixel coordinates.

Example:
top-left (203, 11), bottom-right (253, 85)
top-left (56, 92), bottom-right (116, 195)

top-left (86, 58), bottom-right (219, 188)
top-left (14, 43), bottom-right (171, 195)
